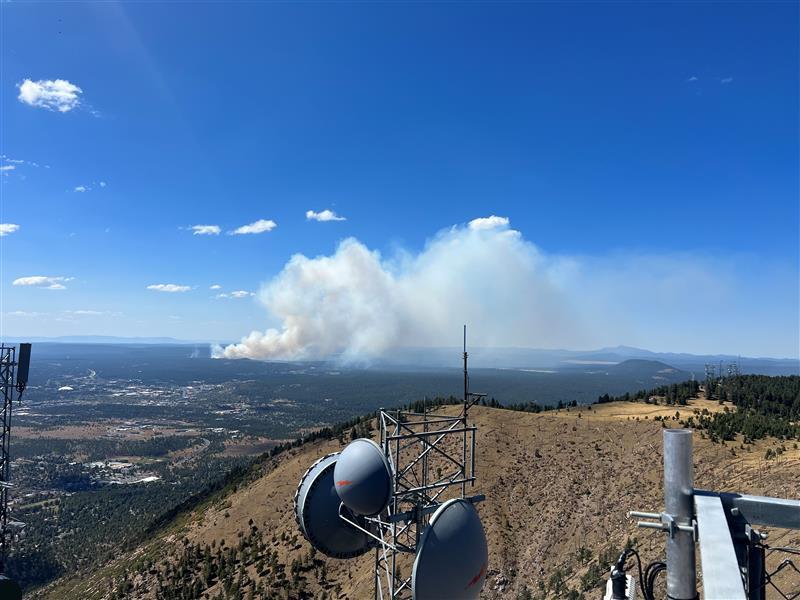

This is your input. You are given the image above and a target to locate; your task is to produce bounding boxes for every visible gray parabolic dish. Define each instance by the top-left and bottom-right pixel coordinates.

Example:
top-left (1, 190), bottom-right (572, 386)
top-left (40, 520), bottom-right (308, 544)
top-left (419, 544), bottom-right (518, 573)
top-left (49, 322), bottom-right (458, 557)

top-left (412, 498), bottom-right (489, 600)
top-left (294, 452), bottom-right (373, 559)
top-left (333, 438), bottom-right (393, 516)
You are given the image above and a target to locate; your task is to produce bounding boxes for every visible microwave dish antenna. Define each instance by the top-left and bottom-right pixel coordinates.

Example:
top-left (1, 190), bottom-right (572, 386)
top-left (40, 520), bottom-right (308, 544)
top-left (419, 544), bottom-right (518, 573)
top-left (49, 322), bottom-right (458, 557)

top-left (293, 452), bottom-right (374, 559)
top-left (294, 327), bottom-right (488, 599)
top-left (411, 498), bottom-right (488, 600)
top-left (334, 438), bottom-right (393, 516)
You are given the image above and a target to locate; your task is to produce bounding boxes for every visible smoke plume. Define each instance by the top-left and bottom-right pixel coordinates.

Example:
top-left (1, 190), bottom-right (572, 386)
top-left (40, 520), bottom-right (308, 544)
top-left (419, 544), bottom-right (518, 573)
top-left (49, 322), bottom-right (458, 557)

top-left (213, 216), bottom-right (797, 360)
top-left (215, 217), bottom-right (582, 360)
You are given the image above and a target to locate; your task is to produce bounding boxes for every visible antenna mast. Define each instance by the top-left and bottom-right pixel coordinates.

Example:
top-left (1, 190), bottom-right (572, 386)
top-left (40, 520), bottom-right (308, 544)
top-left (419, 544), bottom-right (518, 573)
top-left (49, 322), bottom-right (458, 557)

top-left (294, 330), bottom-right (489, 599)
top-left (0, 344), bottom-right (30, 600)
top-left (463, 324), bottom-right (468, 406)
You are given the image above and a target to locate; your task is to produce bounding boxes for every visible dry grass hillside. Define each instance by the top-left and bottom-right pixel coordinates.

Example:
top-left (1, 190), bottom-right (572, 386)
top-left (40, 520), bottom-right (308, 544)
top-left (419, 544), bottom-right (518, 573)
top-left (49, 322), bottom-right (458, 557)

top-left (38, 398), bottom-right (800, 599)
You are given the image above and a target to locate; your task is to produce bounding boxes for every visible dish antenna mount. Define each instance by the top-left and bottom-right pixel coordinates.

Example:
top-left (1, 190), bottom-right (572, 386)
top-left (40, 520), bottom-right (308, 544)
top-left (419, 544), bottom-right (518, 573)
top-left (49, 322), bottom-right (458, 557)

top-left (294, 327), bottom-right (488, 599)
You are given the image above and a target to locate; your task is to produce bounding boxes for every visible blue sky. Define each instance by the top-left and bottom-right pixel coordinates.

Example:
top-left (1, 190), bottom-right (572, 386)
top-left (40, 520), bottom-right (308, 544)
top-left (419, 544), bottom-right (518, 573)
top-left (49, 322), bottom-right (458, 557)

top-left (1, 2), bottom-right (798, 358)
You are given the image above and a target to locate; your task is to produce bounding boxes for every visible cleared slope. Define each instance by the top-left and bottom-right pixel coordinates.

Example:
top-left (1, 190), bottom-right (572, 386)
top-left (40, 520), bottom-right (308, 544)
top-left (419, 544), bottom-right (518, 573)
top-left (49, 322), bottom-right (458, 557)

top-left (36, 400), bottom-right (800, 599)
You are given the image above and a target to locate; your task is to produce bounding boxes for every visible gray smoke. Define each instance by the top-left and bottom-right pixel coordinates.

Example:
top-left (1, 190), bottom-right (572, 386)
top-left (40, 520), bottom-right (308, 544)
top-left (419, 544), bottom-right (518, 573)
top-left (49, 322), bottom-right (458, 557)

top-left (212, 216), bottom-right (797, 360)
top-left (214, 217), bottom-right (590, 360)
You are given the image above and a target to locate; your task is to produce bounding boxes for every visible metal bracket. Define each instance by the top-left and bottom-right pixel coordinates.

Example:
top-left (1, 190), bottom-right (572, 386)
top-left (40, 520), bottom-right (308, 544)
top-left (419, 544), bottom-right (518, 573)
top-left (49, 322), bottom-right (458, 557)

top-left (387, 494), bottom-right (486, 524)
top-left (630, 510), bottom-right (697, 540)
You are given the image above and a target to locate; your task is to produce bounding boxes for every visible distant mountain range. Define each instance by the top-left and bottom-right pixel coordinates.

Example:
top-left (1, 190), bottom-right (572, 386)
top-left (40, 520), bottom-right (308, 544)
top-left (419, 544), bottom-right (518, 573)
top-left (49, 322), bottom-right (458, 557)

top-left (3, 336), bottom-right (797, 376)
top-left (376, 345), bottom-right (799, 376)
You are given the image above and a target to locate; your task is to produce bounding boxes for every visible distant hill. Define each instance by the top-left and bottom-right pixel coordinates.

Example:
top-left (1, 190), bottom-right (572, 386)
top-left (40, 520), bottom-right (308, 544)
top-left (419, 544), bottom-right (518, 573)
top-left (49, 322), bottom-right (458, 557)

top-left (606, 358), bottom-right (682, 380)
top-left (605, 358), bottom-right (677, 374)
top-left (379, 346), bottom-right (800, 376)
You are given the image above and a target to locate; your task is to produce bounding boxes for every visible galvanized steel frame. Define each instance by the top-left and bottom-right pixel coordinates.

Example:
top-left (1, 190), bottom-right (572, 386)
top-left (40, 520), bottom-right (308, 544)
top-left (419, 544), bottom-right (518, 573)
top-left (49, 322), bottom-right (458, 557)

top-left (363, 404), bottom-right (482, 600)
top-left (0, 346), bottom-right (21, 573)
top-left (633, 429), bottom-right (800, 600)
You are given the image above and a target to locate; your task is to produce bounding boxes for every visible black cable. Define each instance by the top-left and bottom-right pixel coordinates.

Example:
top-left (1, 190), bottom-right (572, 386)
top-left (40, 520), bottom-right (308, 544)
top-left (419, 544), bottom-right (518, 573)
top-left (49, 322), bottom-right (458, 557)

top-left (644, 560), bottom-right (666, 600)
top-left (621, 548), bottom-right (647, 600)
top-left (615, 546), bottom-right (665, 600)
top-left (764, 545), bottom-right (800, 556)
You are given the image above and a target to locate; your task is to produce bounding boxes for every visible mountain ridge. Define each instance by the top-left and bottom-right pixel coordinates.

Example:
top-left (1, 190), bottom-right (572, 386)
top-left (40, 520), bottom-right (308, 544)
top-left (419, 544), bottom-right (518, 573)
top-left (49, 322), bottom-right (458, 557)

top-left (32, 398), bottom-right (800, 600)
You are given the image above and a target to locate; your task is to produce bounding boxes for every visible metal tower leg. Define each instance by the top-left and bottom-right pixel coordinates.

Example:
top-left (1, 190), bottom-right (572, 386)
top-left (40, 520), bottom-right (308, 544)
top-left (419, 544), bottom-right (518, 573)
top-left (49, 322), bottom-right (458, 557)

top-left (0, 346), bottom-right (15, 573)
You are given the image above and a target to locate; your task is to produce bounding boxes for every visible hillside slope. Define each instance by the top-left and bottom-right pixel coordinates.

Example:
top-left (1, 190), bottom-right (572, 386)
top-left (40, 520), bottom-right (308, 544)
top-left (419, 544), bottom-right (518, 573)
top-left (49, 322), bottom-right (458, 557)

top-left (36, 399), bottom-right (800, 599)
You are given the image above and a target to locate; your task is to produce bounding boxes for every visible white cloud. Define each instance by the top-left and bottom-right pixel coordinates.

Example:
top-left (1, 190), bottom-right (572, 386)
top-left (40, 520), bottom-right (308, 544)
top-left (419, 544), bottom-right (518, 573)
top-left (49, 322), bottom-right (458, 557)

top-left (191, 224), bottom-right (221, 236)
top-left (686, 76), bottom-right (698, 82)
top-left (12, 276), bottom-right (72, 290)
top-left (230, 219), bottom-right (277, 235)
top-left (147, 284), bottom-right (191, 293)
top-left (721, 77), bottom-right (733, 84)
top-left (210, 284), bottom-right (222, 290)
top-left (0, 165), bottom-right (15, 172)
top-left (2, 155), bottom-right (42, 168)
top-left (59, 309), bottom-right (121, 318)
top-left (72, 181), bottom-right (106, 193)
top-left (0, 224), bottom-right (20, 237)
top-left (468, 215), bottom-right (510, 230)
top-left (216, 290), bottom-right (255, 299)
top-left (17, 78), bottom-right (83, 112)
top-left (306, 209), bottom-right (346, 222)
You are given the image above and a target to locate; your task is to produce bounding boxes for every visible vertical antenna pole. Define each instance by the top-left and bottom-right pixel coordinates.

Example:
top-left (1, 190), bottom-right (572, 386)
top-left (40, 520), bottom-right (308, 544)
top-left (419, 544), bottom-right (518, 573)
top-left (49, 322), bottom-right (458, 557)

top-left (420, 397), bottom-right (428, 546)
top-left (391, 410), bottom-right (400, 598)
top-left (463, 325), bottom-right (468, 405)
top-left (663, 429), bottom-right (696, 600)
top-left (378, 409), bottom-right (386, 600)
top-left (462, 325), bottom-right (468, 496)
